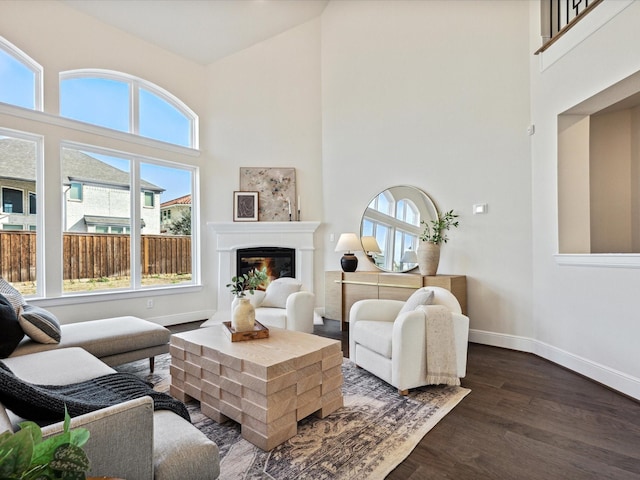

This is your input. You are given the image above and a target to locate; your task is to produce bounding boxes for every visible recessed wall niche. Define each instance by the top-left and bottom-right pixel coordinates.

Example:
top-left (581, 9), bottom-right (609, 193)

top-left (558, 71), bottom-right (640, 254)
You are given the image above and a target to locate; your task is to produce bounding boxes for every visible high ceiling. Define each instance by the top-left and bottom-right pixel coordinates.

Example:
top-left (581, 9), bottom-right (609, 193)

top-left (63, 0), bottom-right (330, 65)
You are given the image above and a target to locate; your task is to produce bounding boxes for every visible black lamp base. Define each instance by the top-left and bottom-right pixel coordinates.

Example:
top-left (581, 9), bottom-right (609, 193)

top-left (340, 253), bottom-right (358, 272)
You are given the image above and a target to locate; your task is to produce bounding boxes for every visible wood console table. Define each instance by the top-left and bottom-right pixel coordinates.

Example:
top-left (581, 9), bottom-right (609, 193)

top-left (324, 271), bottom-right (467, 331)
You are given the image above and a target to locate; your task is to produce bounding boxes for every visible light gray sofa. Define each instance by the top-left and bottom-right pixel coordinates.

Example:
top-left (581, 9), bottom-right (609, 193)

top-left (0, 347), bottom-right (220, 480)
top-left (9, 316), bottom-right (171, 371)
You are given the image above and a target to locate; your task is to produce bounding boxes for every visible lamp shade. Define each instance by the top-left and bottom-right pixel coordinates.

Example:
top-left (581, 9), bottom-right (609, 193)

top-left (335, 233), bottom-right (361, 253)
top-left (335, 233), bottom-right (360, 272)
top-left (401, 248), bottom-right (418, 263)
top-left (361, 236), bottom-right (381, 254)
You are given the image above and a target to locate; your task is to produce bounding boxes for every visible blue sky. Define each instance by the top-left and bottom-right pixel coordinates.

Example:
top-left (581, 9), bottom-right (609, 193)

top-left (1, 49), bottom-right (192, 203)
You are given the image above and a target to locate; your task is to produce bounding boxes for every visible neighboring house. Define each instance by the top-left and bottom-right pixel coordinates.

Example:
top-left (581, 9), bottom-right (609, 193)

top-left (160, 194), bottom-right (191, 233)
top-left (0, 138), bottom-right (37, 231)
top-left (0, 138), bottom-right (164, 234)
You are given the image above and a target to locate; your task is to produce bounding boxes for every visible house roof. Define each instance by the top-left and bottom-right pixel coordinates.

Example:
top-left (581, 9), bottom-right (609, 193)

top-left (0, 138), bottom-right (164, 193)
top-left (161, 194), bottom-right (191, 208)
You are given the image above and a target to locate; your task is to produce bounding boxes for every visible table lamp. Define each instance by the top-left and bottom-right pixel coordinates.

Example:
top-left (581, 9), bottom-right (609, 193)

top-left (361, 236), bottom-right (382, 258)
top-left (400, 247), bottom-right (418, 265)
top-left (335, 233), bottom-right (361, 272)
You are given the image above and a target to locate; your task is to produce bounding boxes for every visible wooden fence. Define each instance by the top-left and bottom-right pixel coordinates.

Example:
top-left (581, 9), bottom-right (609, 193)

top-left (0, 231), bottom-right (191, 282)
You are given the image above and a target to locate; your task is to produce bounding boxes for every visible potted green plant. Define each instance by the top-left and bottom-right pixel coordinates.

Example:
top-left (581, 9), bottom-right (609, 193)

top-left (226, 267), bottom-right (268, 332)
top-left (417, 210), bottom-right (460, 275)
top-left (0, 408), bottom-right (91, 480)
top-left (226, 267), bottom-right (268, 298)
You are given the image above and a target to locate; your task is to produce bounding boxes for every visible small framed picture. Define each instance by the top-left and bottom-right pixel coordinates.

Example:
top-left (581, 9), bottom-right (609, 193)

top-left (233, 191), bottom-right (259, 222)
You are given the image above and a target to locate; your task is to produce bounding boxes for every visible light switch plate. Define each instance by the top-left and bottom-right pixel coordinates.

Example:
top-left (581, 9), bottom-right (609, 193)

top-left (473, 203), bottom-right (488, 215)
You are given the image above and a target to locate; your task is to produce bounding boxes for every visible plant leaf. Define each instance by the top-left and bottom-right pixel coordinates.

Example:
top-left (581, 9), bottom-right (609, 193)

top-left (0, 428), bottom-right (34, 477)
top-left (49, 443), bottom-right (90, 473)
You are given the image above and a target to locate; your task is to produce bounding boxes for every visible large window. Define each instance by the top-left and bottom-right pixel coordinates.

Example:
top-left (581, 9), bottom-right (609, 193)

top-left (0, 37), bottom-right (199, 298)
top-left (0, 36), bottom-right (42, 110)
top-left (61, 145), bottom-right (194, 293)
top-left (60, 70), bottom-right (197, 148)
top-left (0, 133), bottom-right (40, 295)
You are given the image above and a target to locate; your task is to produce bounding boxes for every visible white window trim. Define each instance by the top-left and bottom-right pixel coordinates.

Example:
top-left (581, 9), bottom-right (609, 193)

top-left (554, 254), bottom-right (640, 268)
top-left (0, 36), bottom-right (43, 111)
top-left (59, 69), bottom-right (199, 149)
top-left (0, 102), bottom-right (200, 157)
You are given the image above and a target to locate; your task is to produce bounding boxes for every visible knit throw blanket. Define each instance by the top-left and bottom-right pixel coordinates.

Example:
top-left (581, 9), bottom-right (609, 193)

top-left (0, 362), bottom-right (190, 424)
top-left (418, 305), bottom-right (461, 386)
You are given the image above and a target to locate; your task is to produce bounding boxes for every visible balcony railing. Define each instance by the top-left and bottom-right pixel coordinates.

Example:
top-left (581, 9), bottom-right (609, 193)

top-left (536, 0), bottom-right (603, 54)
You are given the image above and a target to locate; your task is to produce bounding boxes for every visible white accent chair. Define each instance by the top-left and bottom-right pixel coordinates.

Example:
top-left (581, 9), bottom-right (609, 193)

top-left (246, 277), bottom-right (316, 333)
top-left (349, 286), bottom-right (469, 395)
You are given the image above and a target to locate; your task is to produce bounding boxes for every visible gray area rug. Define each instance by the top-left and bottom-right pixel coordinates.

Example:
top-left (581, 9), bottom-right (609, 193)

top-left (117, 353), bottom-right (470, 480)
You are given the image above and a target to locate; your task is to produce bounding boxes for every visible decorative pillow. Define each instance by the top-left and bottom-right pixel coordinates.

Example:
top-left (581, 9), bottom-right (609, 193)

top-left (260, 278), bottom-right (302, 309)
top-left (18, 304), bottom-right (61, 344)
top-left (0, 277), bottom-right (26, 314)
top-left (398, 288), bottom-right (435, 315)
top-left (0, 293), bottom-right (25, 358)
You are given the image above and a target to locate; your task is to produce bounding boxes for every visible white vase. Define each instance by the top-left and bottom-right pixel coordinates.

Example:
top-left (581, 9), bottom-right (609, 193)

top-left (231, 297), bottom-right (255, 332)
top-left (416, 242), bottom-right (440, 276)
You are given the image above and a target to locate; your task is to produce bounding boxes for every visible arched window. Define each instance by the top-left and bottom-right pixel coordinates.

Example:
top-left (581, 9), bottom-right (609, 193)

top-left (0, 36), bottom-right (43, 110)
top-left (60, 70), bottom-right (197, 148)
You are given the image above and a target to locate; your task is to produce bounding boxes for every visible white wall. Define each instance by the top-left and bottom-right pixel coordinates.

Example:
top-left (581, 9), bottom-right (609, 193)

top-left (321, 0), bottom-right (533, 339)
top-left (203, 18), bottom-right (324, 306)
top-left (530, 0), bottom-right (640, 398)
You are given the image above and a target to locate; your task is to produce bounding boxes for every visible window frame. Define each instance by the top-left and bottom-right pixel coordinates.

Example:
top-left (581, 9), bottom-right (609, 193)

top-left (68, 182), bottom-right (83, 202)
top-left (60, 141), bottom-right (199, 295)
top-left (0, 128), bottom-right (44, 296)
top-left (0, 36), bottom-right (43, 111)
top-left (2, 187), bottom-right (24, 214)
top-left (59, 69), bottom-right (198, 149)
top-left (143, 190), bottom-right (155, 208)
top-left (29, 191), bottom-right (36, 215)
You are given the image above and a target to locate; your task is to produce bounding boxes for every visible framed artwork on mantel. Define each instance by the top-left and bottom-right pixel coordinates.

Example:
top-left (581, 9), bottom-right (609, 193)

top-left (239, 167), bottom-right (297, 221)
top-left (233, 191), bottom-right (258, 222)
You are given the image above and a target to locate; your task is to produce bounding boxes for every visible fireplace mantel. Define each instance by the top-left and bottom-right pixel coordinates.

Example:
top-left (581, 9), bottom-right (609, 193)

top-left (208, 221), bottom-right (320, 320)
top-left (208, 221), bottom-right (320, 236)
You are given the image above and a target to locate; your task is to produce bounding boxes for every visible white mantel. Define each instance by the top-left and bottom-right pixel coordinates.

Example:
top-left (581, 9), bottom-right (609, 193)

top-left (208, 221), bottom-right (320, 320)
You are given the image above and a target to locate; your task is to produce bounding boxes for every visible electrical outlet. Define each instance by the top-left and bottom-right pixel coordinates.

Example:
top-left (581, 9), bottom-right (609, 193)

top-left (146, 299), bottom-right (154, 309)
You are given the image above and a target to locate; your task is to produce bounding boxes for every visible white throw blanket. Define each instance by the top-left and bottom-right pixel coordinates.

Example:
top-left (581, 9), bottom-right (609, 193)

top-left (418, 305), bottom-right (460, 386)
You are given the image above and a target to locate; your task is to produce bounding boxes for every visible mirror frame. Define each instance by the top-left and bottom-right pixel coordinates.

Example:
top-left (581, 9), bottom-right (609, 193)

top-left (360, 185), bottom-right (438, 273)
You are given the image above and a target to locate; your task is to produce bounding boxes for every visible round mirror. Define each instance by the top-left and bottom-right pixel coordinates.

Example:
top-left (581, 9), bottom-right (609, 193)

top-left (360, 185), bottom-right (438, 273)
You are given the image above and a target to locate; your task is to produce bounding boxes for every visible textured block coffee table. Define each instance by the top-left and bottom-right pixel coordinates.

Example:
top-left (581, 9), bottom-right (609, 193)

top-left (169, 325), bottom-right (344, 450)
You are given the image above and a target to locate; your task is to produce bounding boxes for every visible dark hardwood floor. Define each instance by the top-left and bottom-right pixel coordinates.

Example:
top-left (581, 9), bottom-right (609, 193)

top-left (174, 319), bottom-right (640, 479)
top-left (316, 319), bottom-right (640, 479)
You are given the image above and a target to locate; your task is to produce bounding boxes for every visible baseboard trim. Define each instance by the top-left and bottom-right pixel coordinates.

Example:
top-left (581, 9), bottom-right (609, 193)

top-left (469, 329), bottom-right (640, 400)
top-left (147, 309), bottom-right (215, 327)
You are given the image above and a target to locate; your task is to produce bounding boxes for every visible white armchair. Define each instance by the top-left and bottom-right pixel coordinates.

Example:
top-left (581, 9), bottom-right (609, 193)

top-left (349, 286), bottom-right (469, 395)
top-left (246, 277), bottom-right (315, 333)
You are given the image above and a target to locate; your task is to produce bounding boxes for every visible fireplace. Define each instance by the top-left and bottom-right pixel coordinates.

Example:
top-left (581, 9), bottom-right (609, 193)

top-left (208, 221), bottom-right (320, 319)
top-left (236, 247), bottom-right (296, 286)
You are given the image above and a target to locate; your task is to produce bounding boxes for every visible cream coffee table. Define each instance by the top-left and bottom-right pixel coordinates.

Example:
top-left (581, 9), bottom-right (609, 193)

top-left (169, 325), bottom-right (344, 450)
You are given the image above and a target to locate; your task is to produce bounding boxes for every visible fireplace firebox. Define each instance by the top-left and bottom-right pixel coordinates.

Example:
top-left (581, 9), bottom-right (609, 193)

top-left (236, 247), bottom-right (295, 287)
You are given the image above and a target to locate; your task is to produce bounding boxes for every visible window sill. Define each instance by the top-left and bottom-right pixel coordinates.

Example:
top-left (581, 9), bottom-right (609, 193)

top-left (29, 283), bottom-right (203, 308)
top-left (554, 254), bottom-right (640, 269)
